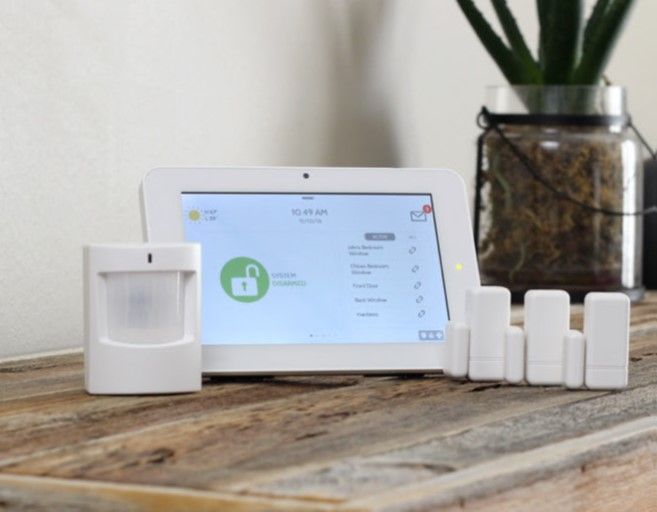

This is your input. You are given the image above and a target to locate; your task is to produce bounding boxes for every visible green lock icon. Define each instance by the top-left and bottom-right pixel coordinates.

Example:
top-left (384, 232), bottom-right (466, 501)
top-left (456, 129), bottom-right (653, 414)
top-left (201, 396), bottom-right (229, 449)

top-left (221, 257), bottom-right (269, 302)
top-left (231, 263), bottom-right (260, 297)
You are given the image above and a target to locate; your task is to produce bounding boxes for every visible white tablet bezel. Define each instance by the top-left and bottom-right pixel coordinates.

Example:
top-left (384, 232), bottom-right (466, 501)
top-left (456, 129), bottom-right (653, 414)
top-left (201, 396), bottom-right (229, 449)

top-left (142, 167), bottom-right (479, 375)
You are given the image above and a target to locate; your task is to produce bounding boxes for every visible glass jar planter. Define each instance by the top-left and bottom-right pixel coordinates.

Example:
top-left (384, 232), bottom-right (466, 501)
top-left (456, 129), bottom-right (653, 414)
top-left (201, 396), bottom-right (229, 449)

top-left (475, 86), bottom-right (644, 302)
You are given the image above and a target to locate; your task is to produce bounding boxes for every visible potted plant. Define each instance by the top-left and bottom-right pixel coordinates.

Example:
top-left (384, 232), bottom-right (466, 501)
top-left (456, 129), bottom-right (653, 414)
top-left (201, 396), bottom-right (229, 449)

top-left (457, 0), bottom-right (643, 301)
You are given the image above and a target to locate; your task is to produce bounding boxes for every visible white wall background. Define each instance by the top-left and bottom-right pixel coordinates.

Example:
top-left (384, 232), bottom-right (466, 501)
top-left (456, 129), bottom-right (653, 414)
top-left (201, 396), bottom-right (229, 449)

top-left (2, 0), bottom-right (656, 358)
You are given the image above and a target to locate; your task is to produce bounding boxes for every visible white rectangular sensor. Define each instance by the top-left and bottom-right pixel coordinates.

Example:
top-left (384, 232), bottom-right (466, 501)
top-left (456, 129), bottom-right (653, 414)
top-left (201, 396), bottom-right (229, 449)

top-left (466, 286), bottom-right (510, 381)
top-left (84, 244), bottom-right (201, 394)
top-left (524, 290), bottom-right (570, 385)
top-left (563, 329), bottom-right (585, 389)
top-left (584, 292), bottom-right (629, 390)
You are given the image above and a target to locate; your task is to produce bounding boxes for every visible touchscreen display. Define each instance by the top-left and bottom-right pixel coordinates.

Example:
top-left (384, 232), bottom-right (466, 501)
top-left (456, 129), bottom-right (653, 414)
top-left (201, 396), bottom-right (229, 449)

top-left (181, 193), bottom-right (449, 344)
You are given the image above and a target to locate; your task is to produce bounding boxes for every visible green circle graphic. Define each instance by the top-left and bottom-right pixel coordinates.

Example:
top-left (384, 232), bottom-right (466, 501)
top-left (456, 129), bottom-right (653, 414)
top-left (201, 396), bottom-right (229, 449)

top-left (220, 257), bottom-right (270, 303)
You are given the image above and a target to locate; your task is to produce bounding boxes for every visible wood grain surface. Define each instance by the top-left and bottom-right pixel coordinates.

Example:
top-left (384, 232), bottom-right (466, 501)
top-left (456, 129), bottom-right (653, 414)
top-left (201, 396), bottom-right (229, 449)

top-left (1, 294), bottom-right (656, 511)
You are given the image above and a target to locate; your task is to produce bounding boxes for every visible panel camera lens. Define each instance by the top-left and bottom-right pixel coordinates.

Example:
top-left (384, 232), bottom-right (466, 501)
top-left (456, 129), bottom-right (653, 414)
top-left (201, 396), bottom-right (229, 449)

top-left (303, 172), bottom-right (310, 179)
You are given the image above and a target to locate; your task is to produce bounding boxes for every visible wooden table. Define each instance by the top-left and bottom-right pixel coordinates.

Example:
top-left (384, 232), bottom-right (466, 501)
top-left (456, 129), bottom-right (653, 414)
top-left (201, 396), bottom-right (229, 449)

top-left (2, 295), bottom-right (657, 511)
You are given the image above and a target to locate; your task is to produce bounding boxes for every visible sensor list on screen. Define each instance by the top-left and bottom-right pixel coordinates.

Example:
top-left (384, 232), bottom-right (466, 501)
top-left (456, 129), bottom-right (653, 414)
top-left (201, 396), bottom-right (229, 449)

top-left (181, 193), bottom-right (449, 344)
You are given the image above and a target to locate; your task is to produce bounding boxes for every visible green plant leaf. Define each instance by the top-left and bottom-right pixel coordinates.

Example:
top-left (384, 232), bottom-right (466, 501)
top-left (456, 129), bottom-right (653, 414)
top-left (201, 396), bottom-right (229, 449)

top-left (573, 0), bottom-right (634, 84)
top-left (582, 0), bottom-right (611, 54)
top-left (537, 0), bottom-right (583, 83)
top-left (492, 0), bottom-right (542, 83)
top-left (537, 0), bottom-right (549, 65)
top-left (456, 0), bottom-right (530, 83)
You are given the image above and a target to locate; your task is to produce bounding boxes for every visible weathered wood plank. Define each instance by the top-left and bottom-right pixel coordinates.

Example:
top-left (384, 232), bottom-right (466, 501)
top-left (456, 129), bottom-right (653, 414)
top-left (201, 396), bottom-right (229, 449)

top-left (0, 376), bottom-right (362, 460)
top-left (0, 292), bottom-right (654, 511)
top-left (0, 353), bottom-right (84, 402)
top-left (0, 473), bottom-right (337, 512)
top-left (2, 329), bottom-right (655, 496)
top-left (6, 334), bottom-right (654, 485)
top-left (445, 442), bottom-right (657, 512)
top-left (224, 345), bottom-right (657, 502)
top-left (223, 334), bottom-right (657, 499)
top-left (0, 373), bottom-right (608, 488)
top-left (341, 416), bottom-right (657, 511)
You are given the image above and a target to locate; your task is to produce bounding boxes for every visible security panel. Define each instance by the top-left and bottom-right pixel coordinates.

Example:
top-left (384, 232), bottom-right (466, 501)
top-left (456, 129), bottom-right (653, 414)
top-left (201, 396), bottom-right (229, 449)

top-left (142, 167), bottom-right (479, 374)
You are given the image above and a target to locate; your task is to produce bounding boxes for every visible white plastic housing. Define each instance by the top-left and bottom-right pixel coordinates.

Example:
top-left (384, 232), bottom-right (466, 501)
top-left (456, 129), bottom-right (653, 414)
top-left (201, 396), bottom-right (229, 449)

top-left (524, 290), bottom-right (570, 385)
top-left (563, 329), bottom-right (585, 389)
top-left (443, 322), bottom-right (453, 377)
top-left (445, 321), bottom-right (469, 379)
top-left (84, 244), bottom-right (201, 394)
top-left (504, 326), bottom-right (525, 384)
top-left (584, 292), bottom-right (630, 390)
top-left (142, 166), bottom-right (480, 375)
top-left (466, 286), bottom-right (510, 381)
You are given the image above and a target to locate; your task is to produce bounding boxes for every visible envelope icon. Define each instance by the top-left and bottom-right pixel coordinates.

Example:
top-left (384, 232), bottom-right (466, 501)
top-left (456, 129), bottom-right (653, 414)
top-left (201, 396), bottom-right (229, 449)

top-left (410, 210), bottom-right (427, 222)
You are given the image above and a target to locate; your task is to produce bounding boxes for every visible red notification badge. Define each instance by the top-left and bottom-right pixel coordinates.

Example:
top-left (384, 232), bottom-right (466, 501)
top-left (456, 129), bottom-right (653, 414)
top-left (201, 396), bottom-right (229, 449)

top-left (422, 204), bottom-right (432, 214)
